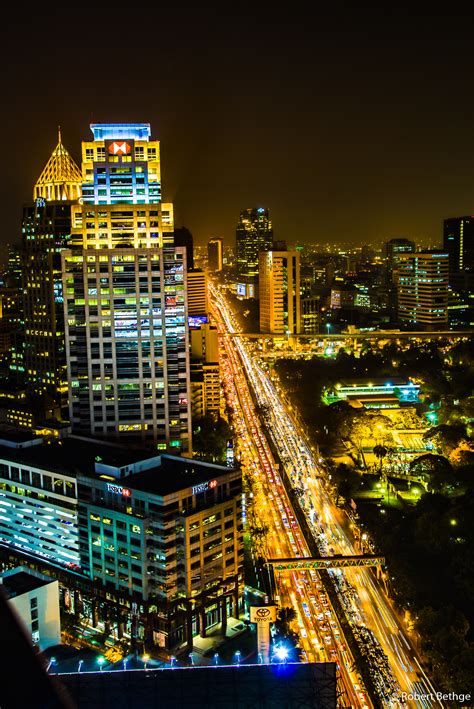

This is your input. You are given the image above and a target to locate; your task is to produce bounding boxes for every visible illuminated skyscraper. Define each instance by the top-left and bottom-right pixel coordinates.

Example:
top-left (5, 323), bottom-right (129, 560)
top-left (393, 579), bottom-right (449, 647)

top-left (22, 131), bottom-right (82, 415)
top-left (62, 124), bottom-right (191, 451)
top-left (34, 129), bottom-right (82, 203)
top-left (383, 238), bottom-right (415, 278)
top-left (443, 217), bottom-right (474, 284)
top-left (208, 237), bottom-right (223, 272)
top-left (235, 208), bottom-right (273, 293)
top-left (396, 251), bottom-right (449, 329)
top-left (259, 249), bottom-right (301, 334)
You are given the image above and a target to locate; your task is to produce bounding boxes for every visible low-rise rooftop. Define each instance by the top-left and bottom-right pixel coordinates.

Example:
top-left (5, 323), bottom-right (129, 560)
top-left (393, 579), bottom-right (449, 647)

top-left (0, 435), bottom-right (153, 477)
top-left (125, 455), bottom-right (238, 496)
top-left (2, 570), bottom-right (51, 598)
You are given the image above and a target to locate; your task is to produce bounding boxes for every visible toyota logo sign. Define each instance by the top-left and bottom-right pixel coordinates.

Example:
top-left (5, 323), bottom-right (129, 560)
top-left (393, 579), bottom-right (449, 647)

top-left (250, 605), bottom-right (277, 623)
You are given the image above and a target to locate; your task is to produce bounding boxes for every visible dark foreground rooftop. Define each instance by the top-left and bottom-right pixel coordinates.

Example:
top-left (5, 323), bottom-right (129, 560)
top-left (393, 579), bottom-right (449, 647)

top-left (2, 570), bottom-right (51, 598)
top-left (58, 663), bottom-right (337, 709)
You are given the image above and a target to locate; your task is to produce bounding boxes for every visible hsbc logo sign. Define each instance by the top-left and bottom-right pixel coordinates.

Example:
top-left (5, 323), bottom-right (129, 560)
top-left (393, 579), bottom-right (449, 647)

top-left (192, 479), bottom-right (218, 496)
top-left (108, 141), bottom-right (132, 155)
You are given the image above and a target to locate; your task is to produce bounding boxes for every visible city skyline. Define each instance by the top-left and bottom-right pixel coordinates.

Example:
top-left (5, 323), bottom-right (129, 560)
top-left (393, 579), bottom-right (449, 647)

top-left (0, 7), bottom-right (473, 706)
top-left (3, 7), bottom-right (474, 249)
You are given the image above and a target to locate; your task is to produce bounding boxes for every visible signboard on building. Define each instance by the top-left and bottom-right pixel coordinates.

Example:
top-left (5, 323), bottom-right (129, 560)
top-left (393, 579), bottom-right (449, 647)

top-left (250, 605), bottom-right (277, 663)
top-left (188, 315), bottom-right (208, 329)
top-left (250, 606), bottom-right (277, 623)
top-left (106, 483), bottom-right (132, 498)
top-left (192, 479), bottom-right (218, 496)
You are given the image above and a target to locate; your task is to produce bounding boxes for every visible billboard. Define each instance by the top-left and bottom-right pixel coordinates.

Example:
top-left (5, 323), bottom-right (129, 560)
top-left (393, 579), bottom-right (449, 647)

top-left (188, 315), bottom-right (208, 329)
top-left (250, 606), bottom-right (277, 623)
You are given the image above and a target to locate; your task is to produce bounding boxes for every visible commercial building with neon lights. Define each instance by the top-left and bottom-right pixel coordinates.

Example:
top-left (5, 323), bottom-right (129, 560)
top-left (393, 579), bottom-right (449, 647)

top-left (62, 123), bottom-right (191, 450)
top-left (0, 432), bottom-right (243, 653)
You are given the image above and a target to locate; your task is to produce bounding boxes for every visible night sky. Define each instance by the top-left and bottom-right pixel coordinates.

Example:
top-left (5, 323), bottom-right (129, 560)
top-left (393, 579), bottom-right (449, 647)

top-left (2, 5), bottom-right (474, 248)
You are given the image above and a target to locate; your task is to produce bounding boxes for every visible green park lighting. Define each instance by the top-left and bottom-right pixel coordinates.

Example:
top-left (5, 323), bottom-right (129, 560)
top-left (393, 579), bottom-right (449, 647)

top-left (450, 519), bottom-right (457, 526)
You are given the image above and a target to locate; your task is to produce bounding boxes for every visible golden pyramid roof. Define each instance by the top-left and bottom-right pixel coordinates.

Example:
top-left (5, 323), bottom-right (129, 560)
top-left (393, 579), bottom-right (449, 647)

top-left (34, 128), bottom-right (82, 202)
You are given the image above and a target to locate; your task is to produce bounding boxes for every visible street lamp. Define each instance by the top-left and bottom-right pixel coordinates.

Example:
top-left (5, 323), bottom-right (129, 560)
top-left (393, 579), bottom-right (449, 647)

top-left (273, 645), bottom-right (289, 663)
top-left (97, 657), bottom-right (105, 672)
top-left (77, 659), bottom-right (84, 673)
top-left (170, 655), bottom-right (176, 669)
top-left (143, 654), bottom-right (150, 670)
top-left (47, 657), bottom-right (57, 673)
top-left (213, 653), bottom-right (219, 666)
top-left (188, 653), bottom-right (194, 667)
top-left (235, 650), bottom-right (241, 666)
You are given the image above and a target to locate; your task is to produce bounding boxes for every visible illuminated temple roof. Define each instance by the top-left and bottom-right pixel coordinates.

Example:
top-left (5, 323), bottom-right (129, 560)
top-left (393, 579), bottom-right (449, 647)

top-left (34, 128), bottom-right (82, 202)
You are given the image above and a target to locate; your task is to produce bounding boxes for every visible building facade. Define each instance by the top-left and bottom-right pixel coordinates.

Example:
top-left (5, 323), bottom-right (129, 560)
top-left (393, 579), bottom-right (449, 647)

top-left (443, 217), bottom-right (474, 283)
top-left (383, 238), bottom-right (415, 277)
top-left (63, 247), bottom-right (190, 449)
top-left (301, 296), bottom-right (319, 334)
top-left (396, 251), bottom-right (449, 329)
top-left (21, 130), bottom-right (82, 421)
top-left (207, 238), bottom-right (223, 272)
top-left (0, 433), bottom-right (242, 653)
top-left (62, 123), bottom-right (191, 451)
top-left (259, 249), bottom-right (301, 334)
top-left (22, 200), bottom-right (78, 415)
top-left (0, 435), bottom-right (80, 568)
top-left (186, 269), bottom-right (208, 317)
top-left (235, 208), bottom-right (273, 289)
top-left (2, 566), bottom-right (61, 651)
top-left (190, 324), bottom-right (221, 419)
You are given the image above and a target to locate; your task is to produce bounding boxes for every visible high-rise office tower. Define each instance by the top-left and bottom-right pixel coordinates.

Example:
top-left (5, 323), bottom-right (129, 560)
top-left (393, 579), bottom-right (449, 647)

top-left (383, 238), bottom-right (415, 275)
top-left (235, 208), bottom-right (273, 294)
top-left (174, 227), bottom-right (194, 270)
top-left (259, 249), bottom-right (301, 334)
top-left (301, 296), bottom-right (320, 334)
top-left (190, 323), bottom-right (221, 418)
top-left (22, 201), bottom-right (75, 414)
top-left (207, 237), bottom-right (223, 272)
top-left (443, 217), bottom-right (474, 284)
top-left (62, 124), bottom-right (191, 451)
top-left (396, 251), bottom-right (449, 329)
top-left (186, 269), bottom-right (207, 317)
top-left (20, 132), bottom-right (83, 416)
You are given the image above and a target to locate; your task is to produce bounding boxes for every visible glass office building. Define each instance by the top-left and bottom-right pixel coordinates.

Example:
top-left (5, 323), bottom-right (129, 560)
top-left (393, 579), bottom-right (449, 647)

top-left (62, 123), bottom-right (191, 450)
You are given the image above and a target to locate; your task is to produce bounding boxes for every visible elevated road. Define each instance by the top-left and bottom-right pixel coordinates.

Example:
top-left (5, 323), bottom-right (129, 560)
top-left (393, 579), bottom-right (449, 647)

top-left (267, 555), bottom-right (386, 571)
top-left (225, 329), bottom-right (473, 340)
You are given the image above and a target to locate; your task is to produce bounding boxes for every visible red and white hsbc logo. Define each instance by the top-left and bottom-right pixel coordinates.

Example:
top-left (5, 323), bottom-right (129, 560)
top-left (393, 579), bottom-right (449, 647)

top-left (108, 141), bottom-right (132, 155)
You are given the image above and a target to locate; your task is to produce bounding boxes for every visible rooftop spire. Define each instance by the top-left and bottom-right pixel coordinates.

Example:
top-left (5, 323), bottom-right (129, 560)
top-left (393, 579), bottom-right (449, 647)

top-left (34, 129), bottom-right (82, 202)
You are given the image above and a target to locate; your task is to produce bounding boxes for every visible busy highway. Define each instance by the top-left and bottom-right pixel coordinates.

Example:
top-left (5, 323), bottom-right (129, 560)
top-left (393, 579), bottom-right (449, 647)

top-left (209, 280), bottom-right (442, 709)
top-left (215, 295), bottom-right (364, 707)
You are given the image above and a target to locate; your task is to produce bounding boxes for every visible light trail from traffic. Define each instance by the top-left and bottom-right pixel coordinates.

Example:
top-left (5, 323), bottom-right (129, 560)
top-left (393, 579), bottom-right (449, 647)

top-left (215, 292), bottom-right (362, 706)
top-left (210, 281), bottom-right (442, 709)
